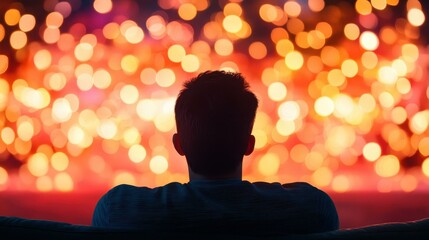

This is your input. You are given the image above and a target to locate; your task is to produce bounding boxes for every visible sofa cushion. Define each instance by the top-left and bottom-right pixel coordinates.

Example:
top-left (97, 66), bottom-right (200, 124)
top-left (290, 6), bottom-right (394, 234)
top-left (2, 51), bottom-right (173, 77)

top-left (1, 216), bottom-right (428, 239)
top-left (311, 218), bottom-right (429, 239)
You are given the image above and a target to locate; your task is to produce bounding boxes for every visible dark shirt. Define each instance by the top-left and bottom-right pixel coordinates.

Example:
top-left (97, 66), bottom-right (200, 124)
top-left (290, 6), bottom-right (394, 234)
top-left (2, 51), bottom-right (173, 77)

top-left (92, 180), bottom-right (339, 234)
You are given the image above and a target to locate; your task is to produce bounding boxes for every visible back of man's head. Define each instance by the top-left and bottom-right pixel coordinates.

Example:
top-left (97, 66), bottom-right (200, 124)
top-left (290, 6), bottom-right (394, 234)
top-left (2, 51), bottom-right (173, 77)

top-left (175, 70), bottom-right (258, 177)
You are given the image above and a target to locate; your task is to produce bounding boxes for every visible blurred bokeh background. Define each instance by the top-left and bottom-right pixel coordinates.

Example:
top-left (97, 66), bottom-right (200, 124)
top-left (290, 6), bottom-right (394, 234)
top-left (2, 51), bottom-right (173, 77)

top-left (0, 0), bottom-right (428, 227)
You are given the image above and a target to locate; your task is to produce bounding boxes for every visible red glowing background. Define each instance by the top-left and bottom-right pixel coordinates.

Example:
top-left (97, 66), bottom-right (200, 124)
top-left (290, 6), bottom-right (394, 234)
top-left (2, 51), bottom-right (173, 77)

top-left (0, 0), bottom-right (429, 193)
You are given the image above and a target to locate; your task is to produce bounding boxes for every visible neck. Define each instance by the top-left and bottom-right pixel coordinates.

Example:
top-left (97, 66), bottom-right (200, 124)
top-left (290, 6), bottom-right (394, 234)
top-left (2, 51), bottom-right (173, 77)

top-left (188, 164), bottom-right (242, 182)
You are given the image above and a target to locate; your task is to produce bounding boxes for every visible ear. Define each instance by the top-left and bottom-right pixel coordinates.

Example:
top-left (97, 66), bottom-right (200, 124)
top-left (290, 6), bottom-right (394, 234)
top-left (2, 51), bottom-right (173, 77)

top-left (173, 133), bottom-right (185, 156)
top-left (244, 135), bottom-right (255, 156)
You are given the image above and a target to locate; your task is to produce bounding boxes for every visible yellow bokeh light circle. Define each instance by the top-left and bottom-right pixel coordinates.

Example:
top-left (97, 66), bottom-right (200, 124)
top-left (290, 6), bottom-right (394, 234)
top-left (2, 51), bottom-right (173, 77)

top-left (0, 167), bottom-right (8, 185)
top-left (400, 174), bottom-right (418, 192)
top-left (214, 39), bottom-right (234, 56)
top-left (372, 0), bottom-right (387, 10)
top-left (284, 1), bottom-right (301, 17)
top-left (150, 155), bottom-right (169, 174)
top-left (276, 39), bottom-right (294, 57)
top-left (74, 43), bottom-right (93, 62)
top-left (223, 15), bottom-right (243, 33)
top-left (1, 127), bottom-right (15, 145)
top-left (344, 23), bottom-right (360, 40)
top-left (327, 69), bottom-right (346, 87)
top-left (124, 26), bottom-right (144, 44)
top-left (178, 3), bottom-right (197, 21)
top-left (68, 125), bottom-right (85, 145)
top-left (314, 96), bottom-right (334, 117)
top-left (168, 44), bottom-right (186, 63)
top-left (5, 9), bottom-right (21, 26)
top-left (156, 68), bottom-right (176, 87)
top-left (362, 142), bottom-right (381, 161)
top-left (379, 92), bottom-right (394, 109)
top-left (154, 113), bottom-right (175, 133)
top-left (378, 66), bottom-right (398, 85)
top-left (401, 43), bottom-right (419, 62)
top-left (93, 69), bottom-right (112, 89)
top-left (407, 8), bottom-right (425, 27)
top-left (54, 172), bottom-right (74, 192)
top-left (268, 82), bottom-right (287, 101)
top-left (276, 119), bottom-right (296, 136)
top-left (341, 59), bottom-right (358, 78)
top-left (422, 158), bottom-right (429, 177)
top-left (259, 4), bottom-right (280, 22)
top-left (375, 155), bottom-right (400, 178)
top-left (51, 152), bottom-right (69, 171)
top-left (94, 0), bottom-right (113, 14)
top-left (97, 119), bottom-right (118, 139)
top-left (258, 153), bottom-right (280, 176)
top-left (113, 171), bottom-right (136, 186)
top-left (311, 167), bottom-right (332, 187)
top-left (19, 14), bottom-right (36, 32)
top-left (10, 31), bottom-right (27, 49)
top-left (27, 153), bottom-right (49, 177)
top-left (418, 137), bottom-right (429, 156)
top-left (224, 3), bottom-right (242, 16)
top-left (52, 98), bottom-right (72, 123)
top-left (181, 54), bottom-right (200, 73)
top-left (128, 144), bottom-right (147, 163)
top-left (136, 99), bottom-right (157, 121)
top-left (46, 12), bottom-right (63, 28)
top-left (46, 72), bottom-right (67, 91)
top-left (253, 129), bottom-right (268, 149)
top-left (409, 110), bottom-right (429, 134)
top-left (17, 119), bottom-right (34, 141)
top-left (355, 0), bottom-right (372, 15)
top-left (392, 59), bottom-right (407, 77)
top-left (332, 175), bottom-right (350, 193)
top-left (120, 85), bottom-right (139, 104)
top-left (391, 106), bottom-right (407, 124)
top-left (278, 101), bottom-right (300, 121)
top-left (285, 51), bottom-right (303, 70)
top-left (359, 93), bottom-right (376, 113)
top-left (333, 94), bottom-right (354, 118)
top-left (248, 41), bottom-right (267, 60)
top-left (361, 51), bottom-right (378, 69)
top-left (0, 55), bottom-right (8, 75)
top-left (121, 55), bottom-right (139, 74)
top-left (359, 31), bottom-right (379, 51)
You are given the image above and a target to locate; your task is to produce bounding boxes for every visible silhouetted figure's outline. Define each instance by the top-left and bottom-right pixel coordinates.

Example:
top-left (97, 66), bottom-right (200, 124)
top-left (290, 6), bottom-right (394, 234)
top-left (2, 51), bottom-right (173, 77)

top-left (93, 71), bottom-right (339, 234)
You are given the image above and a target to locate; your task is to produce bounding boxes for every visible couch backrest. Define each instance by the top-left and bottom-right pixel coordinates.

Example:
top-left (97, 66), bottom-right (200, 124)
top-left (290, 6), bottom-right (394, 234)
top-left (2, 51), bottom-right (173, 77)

top-left (1, 216), bottom-right (428, 240)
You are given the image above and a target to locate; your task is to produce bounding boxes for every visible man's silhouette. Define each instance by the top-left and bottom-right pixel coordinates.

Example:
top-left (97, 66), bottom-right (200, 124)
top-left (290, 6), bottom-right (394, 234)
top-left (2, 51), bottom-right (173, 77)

top-left (92, 71), bottom-right (339, 234)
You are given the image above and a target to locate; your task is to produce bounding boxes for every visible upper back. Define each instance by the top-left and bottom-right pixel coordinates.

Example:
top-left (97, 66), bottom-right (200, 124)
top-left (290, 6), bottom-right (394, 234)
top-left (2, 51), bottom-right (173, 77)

top-left (94, 180), bottom-right (338, 234)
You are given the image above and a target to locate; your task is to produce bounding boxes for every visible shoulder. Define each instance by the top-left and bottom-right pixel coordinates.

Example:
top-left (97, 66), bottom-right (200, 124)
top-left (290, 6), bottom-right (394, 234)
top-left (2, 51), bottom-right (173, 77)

top-left (251, 181), bottom-right (335, 206)
top-left (251, 181), bottom-right (319, 192)
top-left (282, 182), bottom-right (339, 230)
top-left (104, 184), bottom-right (140, 196)
top-left (281, 182), bottom-right (335, 203)
top-left (106, 182), bottom-right (185, 197)
top-left (282, 182), bottom-right (332, 198)
top-left (278, 182), bottom-right (339, 230)
top-left (281, 181), bottom-right (319, 190)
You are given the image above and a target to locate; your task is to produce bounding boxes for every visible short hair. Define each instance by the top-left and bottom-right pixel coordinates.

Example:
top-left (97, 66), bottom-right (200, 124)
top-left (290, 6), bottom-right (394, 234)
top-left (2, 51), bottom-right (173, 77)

top-left (175, 70), bottom-right (258, 177)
